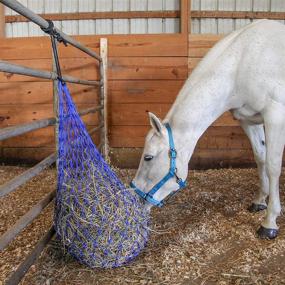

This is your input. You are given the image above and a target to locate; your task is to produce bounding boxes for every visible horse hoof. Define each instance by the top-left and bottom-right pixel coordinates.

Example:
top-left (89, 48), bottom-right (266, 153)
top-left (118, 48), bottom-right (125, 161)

top-left (257, 226), bottom-right (278, 239)
top-left (247, 203), bottom-right (267, 213)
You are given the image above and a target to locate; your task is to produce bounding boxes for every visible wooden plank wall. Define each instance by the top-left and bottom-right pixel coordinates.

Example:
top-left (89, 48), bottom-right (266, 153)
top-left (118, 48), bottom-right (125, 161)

top-left (0, 34), bottom-right (190, 165)
top-left (0, 33), bottom-right (256, 168)
top-left (110, 33), bottom-right (255, 169)
top-left (4, 0), bottom-right (180, 37)
top-left (0, 35), bottom-right (101, 163)
top-left (0, 4), bottom-right (4, 38)
top-left (111, 34), bottom-right (255, 169)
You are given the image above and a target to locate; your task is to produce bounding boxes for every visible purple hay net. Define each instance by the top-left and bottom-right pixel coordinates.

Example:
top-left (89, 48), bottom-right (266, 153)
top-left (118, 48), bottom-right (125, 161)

top-left (54, 81), bottom-right (149, 268)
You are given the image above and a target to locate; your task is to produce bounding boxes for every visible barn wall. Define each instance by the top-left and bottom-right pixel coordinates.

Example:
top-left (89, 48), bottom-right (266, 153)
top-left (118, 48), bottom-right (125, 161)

top-left (191, 0), bottom-right (285, 34)
top-left (5, 0), bottom-right (285, 38)
top-left (0, 33), bottom-right (258, 169)
top-left (3, 1), bottom-right (285, 168)
top-left (110, 35), bottom-right (255, 169)
top-left (109, 33), bottom-right (256, 169)
top-left (0, 34), bottom-right (191, 165)
top-left (4, 0), bottom-right (180, 37)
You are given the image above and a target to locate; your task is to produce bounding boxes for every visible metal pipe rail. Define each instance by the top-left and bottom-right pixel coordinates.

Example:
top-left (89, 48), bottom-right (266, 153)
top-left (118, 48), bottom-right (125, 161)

top-left (0, 117), bottom-right (56, 141)
top-left (0, 0), bottom-right (101, 62)
top-left (5, 226), bottom-right (55, 285)
top-left (0, 122), bottom-right (104, 251)
top-left (0, 153), bottom-right (56, 198)
top-left (0, 60), bottom-right (101, 87)
top-left (89, 123), bottom-right (104, 136)
top-left (78, 105), bottom-right (103, 116)
top-left (0, 104), bottom-right (103, 198)
top-left (0, 123), bottom-right (104, 249)
top-left (0, 190), bottom-right (55, 251)
top-left (0, 1), bottom-right (108, 283)
top-left (0, 105), bottom-right (103, 143)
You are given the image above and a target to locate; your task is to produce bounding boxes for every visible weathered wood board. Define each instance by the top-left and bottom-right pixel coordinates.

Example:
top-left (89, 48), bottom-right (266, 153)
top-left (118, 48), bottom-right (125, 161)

top-left (0, 33), bottom-right (256, 168)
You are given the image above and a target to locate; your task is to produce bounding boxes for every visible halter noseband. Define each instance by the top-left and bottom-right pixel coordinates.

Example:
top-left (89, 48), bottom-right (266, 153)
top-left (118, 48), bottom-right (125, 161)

top-left (130, 123), bottom-right (187, 207)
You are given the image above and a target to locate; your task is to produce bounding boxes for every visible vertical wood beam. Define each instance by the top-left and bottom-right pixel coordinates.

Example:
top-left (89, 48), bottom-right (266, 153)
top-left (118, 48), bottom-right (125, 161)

top-left (189, 0), bottom-right (192, 34)
top-left (0, 4), bottom-right (5, 38)
top-left (188, 0), bottom-right (192, 76)
top-left (180, 0), bottom-right (190, 35)
top-left (100, 38), bottom-right (108, 160)
top-left (181, 0), bottom-right (191, 77)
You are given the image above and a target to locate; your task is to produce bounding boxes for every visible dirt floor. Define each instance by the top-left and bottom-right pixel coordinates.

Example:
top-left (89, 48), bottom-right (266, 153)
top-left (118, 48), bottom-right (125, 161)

top-left (1, 166), bottom-right (285, 285)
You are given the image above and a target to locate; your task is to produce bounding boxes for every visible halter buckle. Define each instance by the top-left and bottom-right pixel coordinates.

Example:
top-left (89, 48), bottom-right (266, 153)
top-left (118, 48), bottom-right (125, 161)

top-left (176, 177), bottom-right (182, 184)
top-left (169, 148), bottom-right (177, 158)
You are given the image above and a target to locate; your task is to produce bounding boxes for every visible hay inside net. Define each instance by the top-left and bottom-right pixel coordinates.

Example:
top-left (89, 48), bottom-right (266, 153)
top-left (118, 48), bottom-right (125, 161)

top-left (54, 82), bottom-right (149, 268)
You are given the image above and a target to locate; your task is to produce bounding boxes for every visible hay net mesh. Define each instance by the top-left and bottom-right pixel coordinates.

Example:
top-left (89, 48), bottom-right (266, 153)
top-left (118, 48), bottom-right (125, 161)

top-left (54, 81), bottom-right (149, 269)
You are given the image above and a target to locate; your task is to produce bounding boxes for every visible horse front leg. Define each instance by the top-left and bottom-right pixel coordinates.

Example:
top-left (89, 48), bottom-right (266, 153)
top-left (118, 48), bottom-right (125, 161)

top-left (257, 101), bottom-right (285, 239)
top-left (240, 122), bottom-right (269, 212)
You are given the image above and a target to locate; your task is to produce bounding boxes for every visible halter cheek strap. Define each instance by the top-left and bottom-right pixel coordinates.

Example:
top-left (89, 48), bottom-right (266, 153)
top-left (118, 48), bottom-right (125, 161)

top-left (130, 123), bottom-right (187, 207)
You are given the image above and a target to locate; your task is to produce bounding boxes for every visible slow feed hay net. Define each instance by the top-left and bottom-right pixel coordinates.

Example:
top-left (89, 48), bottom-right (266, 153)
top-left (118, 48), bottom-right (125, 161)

top-left (54, 82), bottom-right (149, 268)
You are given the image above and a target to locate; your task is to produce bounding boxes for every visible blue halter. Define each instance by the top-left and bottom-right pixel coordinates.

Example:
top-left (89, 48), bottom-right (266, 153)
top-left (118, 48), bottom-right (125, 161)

top-left (130, 123), bottom-right (187, 207)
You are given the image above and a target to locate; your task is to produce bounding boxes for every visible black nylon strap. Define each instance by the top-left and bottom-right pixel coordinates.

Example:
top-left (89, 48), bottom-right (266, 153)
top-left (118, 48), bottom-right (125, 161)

top-left (51, 35), bottom-right (64, 82)
top-left (41, 20), bottom-right (67, 83)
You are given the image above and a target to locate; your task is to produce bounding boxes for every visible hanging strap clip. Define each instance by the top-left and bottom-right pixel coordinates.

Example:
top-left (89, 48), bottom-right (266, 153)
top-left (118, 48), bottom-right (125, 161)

top-left (41, 20), bottom-right (68, 46)
top-left (41, 20), bottom-right (67, 83)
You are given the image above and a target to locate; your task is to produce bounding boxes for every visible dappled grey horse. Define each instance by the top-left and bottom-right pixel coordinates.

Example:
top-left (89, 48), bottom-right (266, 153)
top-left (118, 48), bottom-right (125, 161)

top-left (131, 20), bottom-right (285, 240)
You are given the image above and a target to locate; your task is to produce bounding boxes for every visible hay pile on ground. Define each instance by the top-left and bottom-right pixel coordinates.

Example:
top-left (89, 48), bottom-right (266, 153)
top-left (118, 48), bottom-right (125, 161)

top-left (3, 167), bottom-right (285, 284)
top-left (55, 162), bottom-right (149, 269)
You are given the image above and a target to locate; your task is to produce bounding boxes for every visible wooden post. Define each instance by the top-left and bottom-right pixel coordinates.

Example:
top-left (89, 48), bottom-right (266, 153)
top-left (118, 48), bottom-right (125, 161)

top-left (0, 3), bottom-right (5, 38)
top-left (100, 38), bottom-right (108, 160)
top-left (189, 0), bottom-right (191, 34)
top-left (181, 0), bottom-right (190, 76)
top-left (180, 0), bottom-right (190, 35)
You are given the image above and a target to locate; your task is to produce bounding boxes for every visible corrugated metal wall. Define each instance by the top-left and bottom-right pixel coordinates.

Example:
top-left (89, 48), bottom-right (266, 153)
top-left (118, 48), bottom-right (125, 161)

top-left (5, 0), bottom-right (180, 37)
top-left (191, 0), bottom-right (285, 34)
top-left (5, 0), bottom-right (285, 37)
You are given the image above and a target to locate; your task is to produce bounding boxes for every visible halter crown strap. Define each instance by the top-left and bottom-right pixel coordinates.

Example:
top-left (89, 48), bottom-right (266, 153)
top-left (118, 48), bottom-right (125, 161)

top-left (130, 123), bottom-right (187, 207)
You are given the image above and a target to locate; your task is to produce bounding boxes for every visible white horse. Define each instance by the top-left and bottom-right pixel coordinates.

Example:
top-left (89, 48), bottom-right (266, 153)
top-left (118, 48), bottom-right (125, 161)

top-left (131, 20), bottom-right (285, 239)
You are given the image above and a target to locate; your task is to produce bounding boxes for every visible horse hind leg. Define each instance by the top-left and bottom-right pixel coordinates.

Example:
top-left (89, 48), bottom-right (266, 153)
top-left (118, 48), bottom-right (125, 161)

top-left (257, 101), bottom-right (285, 239)
top-left (240, 122), bottom-right (269, 212)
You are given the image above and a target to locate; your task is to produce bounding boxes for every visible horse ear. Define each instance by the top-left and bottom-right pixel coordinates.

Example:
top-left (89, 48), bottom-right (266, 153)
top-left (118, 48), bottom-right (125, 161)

top-left (148, 112), bottom-right (163, 135)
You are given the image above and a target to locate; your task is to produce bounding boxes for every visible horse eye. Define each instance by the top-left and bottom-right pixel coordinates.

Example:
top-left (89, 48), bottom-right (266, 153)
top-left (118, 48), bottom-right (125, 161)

top-left (144, 155), bottom-right (154, 161)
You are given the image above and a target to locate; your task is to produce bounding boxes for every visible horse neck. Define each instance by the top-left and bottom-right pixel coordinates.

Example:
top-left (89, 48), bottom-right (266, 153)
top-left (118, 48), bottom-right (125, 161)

top-left (165, 76), bottom-right (234, 161)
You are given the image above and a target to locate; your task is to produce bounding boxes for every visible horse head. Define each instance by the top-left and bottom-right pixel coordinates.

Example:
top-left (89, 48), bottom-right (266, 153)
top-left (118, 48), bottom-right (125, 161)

top-left (131, 112), bottom-right (188, 210)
